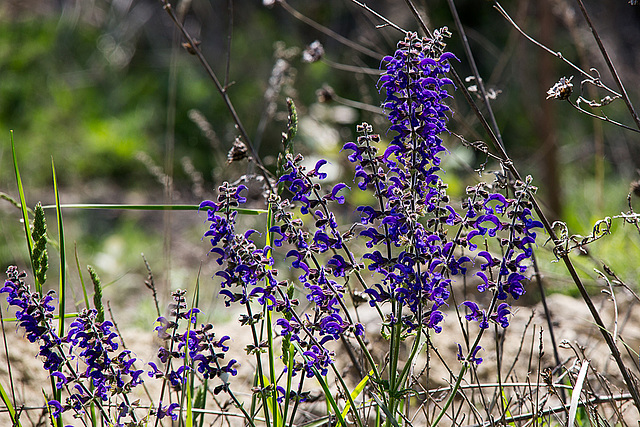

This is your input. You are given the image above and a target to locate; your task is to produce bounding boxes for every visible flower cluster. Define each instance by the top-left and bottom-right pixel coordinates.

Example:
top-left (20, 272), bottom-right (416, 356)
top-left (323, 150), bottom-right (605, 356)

top-left (271, 156), bottom-right (365, 377)
top-left (1, 267), bottom-right (143, 423)
top-left (152, 289), bottom-right (237, 400)
top-left (457, 180), bottom-right (543, 330)
top-left (1, 266), bottom-right (62, 371)
top-left (200, 182), bottom-right (277, 309)
top-left (340, 32), bottom-right (543, 361)
top-left (344, 33), bottom-right (461, 334)
top-left (201, 158), bottom-right (364, 379)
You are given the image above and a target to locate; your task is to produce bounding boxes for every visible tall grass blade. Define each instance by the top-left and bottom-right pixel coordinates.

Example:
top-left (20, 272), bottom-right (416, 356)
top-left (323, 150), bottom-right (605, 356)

top-left (0, 379), bottom-right (20, 427)
top-left (52, 159), bottom-right (67, 336)
top-left (431, 363), bottom-right (468, 427)
top-left (10, 131), bottom-right (37, 292)
top-left (312, 372), bottom-right (346, 427)
top-left (568, 360), bottom-right (589, 426)
top-left (500, 388), bottom-right (516, 427)
top-left (264, 204), bottom-right (281, 427)
top-left (341, 369), bottom-right (372, 419)
top-left (74, 245), bottom-right (91, 310)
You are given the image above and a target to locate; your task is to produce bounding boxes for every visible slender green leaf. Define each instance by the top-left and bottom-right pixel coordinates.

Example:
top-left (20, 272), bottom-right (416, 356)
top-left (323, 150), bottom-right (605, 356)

top-left (297, 415), bottom-right (332, 427)
top-left (186, 378), bottom-right (193, 427)
top-left (74, 246), bottom-right (91, 310)
top-left (341, 370), bottom-right (373, 419)
top-left (3, 313), bottom-right (79, 322)
top-left (370, 394), bottom-right (400, 427)
top-left (0, 379), bottom-right (20, 427)
top-left (264, 204), bottom-right (281, 427)
top-left (43, 387), bottom-right (63, 427)
top-left (52, 159), bottom-right (66, 337)
top-left (261, 374), bottom-right (282, 427)
top-left (312, 372), bottom-right (346, 427)
top-left (10, 132), bottom-right (38, 292)
top-left (291, 342), bottom-right (346, 427)
top-left (500, 388), bottom-right (516, 427)
top-left (568, 360), bottom-right (589, 427)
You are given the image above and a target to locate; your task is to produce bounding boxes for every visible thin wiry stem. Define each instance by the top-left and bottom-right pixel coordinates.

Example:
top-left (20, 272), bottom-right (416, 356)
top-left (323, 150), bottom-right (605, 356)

top-left (224, 0), bottom-right (233, 89)
top-left (493, 1), bottom-right (621, 98)
top-left (277, 0), bottom-right (383, 59)
top-left (568, 98), bottom-right (640, 133)
top-left (446, 0), bottom-right (505, 152)
top-left (349, 0), bottom-right (408, 34)
top-left (320, 57), bottom-right (383, 75)
top-left (574, 0), bottom-right (640, 131)
top-left (161, 0), bottom-right (275, 194)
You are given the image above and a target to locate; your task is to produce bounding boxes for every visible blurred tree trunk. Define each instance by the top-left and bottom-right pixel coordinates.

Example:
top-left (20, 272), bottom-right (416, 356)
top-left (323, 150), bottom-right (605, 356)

top-left (537, 0), bottom-right (562, 220)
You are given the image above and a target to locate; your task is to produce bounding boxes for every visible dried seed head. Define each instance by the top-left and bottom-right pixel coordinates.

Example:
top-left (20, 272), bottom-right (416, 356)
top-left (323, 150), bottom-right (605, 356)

top-left (181, 40), bottom-right (201, 55)
top-left (546, 76), bottom-right (573, 100)
top-left (227, 138), bottom-right (249, 164)
top-left (302, 40), bottom-right (324, 63)
top-left (316, 85), bottom-right (334, 103)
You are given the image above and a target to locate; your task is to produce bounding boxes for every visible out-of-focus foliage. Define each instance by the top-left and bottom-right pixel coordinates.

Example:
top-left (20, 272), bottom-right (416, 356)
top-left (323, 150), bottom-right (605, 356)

top-left (0, 0), bottom-right (639, 286)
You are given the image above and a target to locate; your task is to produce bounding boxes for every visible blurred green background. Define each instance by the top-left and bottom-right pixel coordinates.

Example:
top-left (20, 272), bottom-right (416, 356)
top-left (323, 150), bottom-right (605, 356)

top-left (1, 0), bottom-right (639, 320)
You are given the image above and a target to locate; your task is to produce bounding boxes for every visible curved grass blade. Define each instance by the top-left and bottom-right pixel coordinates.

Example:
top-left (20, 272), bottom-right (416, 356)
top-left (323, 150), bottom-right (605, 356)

top-left (41, 203), bottom-right (268, 215)
top-left (341, 370), bottom-right (372, 420)
top-left (431, 363), bottom-right (468, 427)
top-left (568, 360), bottom-right (589, 427)
top-left (0, 379), bottom-right (20, 427)
top-left (10, 132), bottom-right (38, 292)
top-left (74, 245), bottom-right (91, 310)
top-left (52, 159), bottom-right (66, 336)
top-left (291, 342), bottom-right (347, 427)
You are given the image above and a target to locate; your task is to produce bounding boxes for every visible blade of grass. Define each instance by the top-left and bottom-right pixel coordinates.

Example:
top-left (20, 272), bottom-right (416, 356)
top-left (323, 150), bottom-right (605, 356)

top-left (52, 159), bottom-right (66, 337)
top-left (264, 204), bottom-right (281, 427)
top-left (0, 304), bottom-right (19, 427)
top-left (3, 313), bottom-right (79, 322)
top-left (184, 268), bottom-right (202, 427)
top-left (341, 369), bottom-right (372, 419)
top-left (0, 379), bottom-right (20, 427)
top-left (10, 131), bottom-right (37, 292)
top-left (291, 342), bottom-right (348, 427)
top-left (261, 375), bottom-right (282, 427)
top-left (312, 372), bottom-right (346, 427)
top-left (568, 360), bottom-right (589, 427)
top-left (41, 203), bottom-right (268, 215)
top-left (431, 363), bottom-right (468, 427)
top-left (74, 245), bottom-right (90, 310)
top-left (370, 393), bottom-right (400, 427)
top-left (500, 388), bottom-right (516, 427)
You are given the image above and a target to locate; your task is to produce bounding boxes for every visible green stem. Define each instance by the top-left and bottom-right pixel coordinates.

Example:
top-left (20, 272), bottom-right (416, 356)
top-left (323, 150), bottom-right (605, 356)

top-left (431, 363), bottom-right (468, 426)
